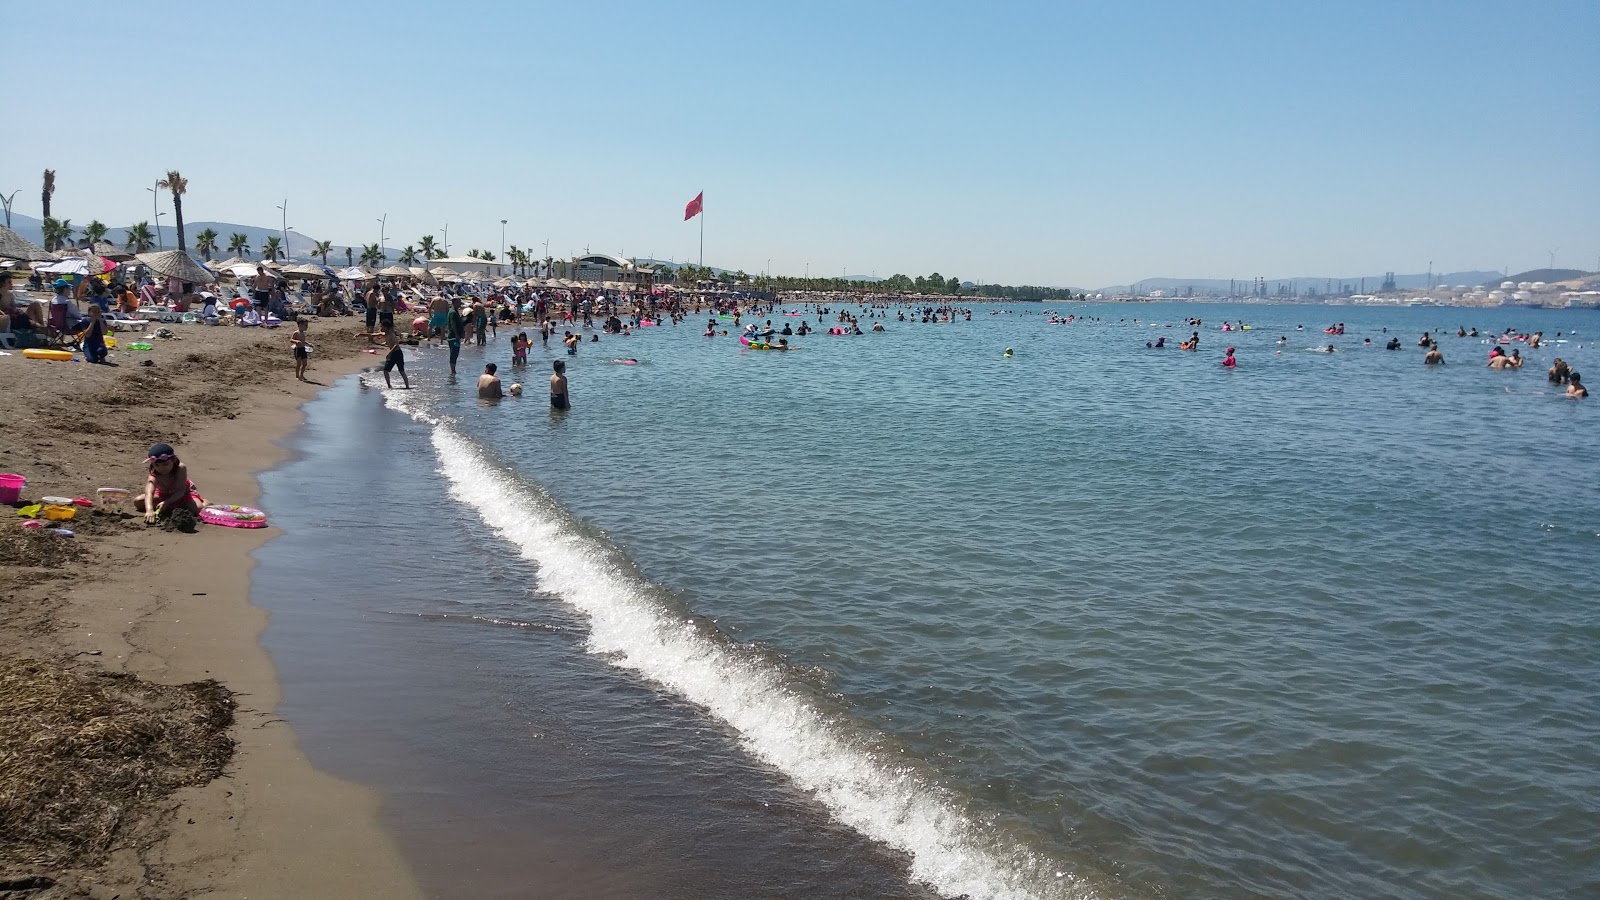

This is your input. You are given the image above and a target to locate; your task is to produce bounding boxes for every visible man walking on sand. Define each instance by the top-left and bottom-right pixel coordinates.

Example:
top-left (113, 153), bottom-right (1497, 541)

top-left (252, 266), bottom-right (275, 316)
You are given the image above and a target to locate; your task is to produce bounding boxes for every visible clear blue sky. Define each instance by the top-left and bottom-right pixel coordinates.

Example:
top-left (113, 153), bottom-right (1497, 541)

top-left (5, 0), bottom-right (1596, 286)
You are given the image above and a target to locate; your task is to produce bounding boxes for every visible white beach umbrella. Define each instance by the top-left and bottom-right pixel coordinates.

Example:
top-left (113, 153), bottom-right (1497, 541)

top-left (337, 265), bottom-right (374, 281)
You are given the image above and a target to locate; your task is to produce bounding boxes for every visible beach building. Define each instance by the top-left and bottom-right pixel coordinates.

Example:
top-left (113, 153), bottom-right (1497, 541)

top-left (570, 253), bottom-right (656, 291)
top-left (426, 256), bottom-right (510, 278)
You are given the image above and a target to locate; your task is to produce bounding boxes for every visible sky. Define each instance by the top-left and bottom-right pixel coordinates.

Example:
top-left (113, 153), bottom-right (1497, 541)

top-left (5, 0), bottom-right (1597, 287)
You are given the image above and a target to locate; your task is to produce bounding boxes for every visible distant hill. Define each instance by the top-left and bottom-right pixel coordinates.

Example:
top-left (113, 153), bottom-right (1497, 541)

top-left (1096, 271), bottom-right (1508, 295)
top-left (5, 213), bottom-right (362, 264)
top-left (1499, 269), bottom-right (1591, 284)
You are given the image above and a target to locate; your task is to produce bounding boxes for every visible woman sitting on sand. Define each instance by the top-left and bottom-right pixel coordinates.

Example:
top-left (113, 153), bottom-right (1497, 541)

top-left (136, 443), bottom-right (205, 524)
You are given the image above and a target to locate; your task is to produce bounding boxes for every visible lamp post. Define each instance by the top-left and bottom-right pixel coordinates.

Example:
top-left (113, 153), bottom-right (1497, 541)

top-left (0, 190), bottom-right (17, 228)
top-left (147, 185), bottom-right (164, 250)
top-left (500, 219), bottom-right (507, 270)
top-left (377, 214), bottom-right (387, 264)
top-left (442, 223), bottom-right (449, 258)
top-left (277, 199), bottom-right (289, 262)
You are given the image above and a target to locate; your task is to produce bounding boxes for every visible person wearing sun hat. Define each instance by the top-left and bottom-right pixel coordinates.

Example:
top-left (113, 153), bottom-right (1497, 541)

top-left (135, 443), bottom-right (206, 524)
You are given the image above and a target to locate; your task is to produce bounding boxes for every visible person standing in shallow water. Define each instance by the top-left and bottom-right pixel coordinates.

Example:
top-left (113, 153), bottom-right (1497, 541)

top-left (446, 299), bottom-right (467, 376)
top-left (550, 359), bottom-right (569, 410)
top-left (1424, 344), bottom-right (1445, 365)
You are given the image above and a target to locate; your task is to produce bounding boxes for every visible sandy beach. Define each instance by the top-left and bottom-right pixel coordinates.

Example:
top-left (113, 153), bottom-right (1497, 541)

top-left (0, 321), bottom-right (422, 898)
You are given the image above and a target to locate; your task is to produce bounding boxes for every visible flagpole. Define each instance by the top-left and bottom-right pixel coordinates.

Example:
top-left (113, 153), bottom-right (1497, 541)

top-left (698, 192), bottom-right (704, 269)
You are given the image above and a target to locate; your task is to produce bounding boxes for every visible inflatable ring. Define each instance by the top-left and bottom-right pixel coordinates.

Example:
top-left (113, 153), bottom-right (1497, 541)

top-left (200, 505), bottom-right (269, 528)
top-left (24, 349), bottom-right (75, 361)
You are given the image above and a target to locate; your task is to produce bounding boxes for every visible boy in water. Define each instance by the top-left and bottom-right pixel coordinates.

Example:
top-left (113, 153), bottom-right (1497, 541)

top-left (290, 319), bottom-right (310, 381)
top-left (382, 328), bottom-right (410, 389)
top-left (550, 359), bottom-right (569, 410)
top-left (477, 362), bottom-right (503, 399)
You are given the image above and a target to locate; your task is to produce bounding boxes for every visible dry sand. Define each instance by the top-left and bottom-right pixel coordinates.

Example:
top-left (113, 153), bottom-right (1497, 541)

top-left (0, 320), bottom-right (423, 899)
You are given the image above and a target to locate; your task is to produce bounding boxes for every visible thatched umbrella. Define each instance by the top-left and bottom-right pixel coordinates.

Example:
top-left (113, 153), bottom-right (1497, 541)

top-left (377, 265), bottom-right (412, 278)
top-left (91, 241), bottom-right (135, 262)
top-left (283, 263), bottom-right (333, 280)
top-left (135, 250), bottom-right (217, 285)
top-left (427, 266), bottom-right (455, 277)
top-left (0, 225), bottom-right (54, 261)
top-left (408, 266), bottom-right (437, 286)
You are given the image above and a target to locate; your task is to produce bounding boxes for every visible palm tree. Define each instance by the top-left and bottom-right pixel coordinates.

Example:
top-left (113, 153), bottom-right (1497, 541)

top-left (157, 170), bottom-right (189, 251)
top-left (83, 220), bottom-right (109, 248)
top-left (542, 256), bottom-right (554, 277)
top-left (431, 247), bottom-right (446, 259)
top-left (124, 221), bottom-right (156, 253)
top-left (262, 235), bottom-right (283, 261)
top-left (41, 169), bottom-right (54, 220)
top-left (312, 240), bottom-right (333, 264)
top-left (399, 246), bottom-right (419, 265)
top-left (417, 235), bottom-right (437, 260)
top-left (40, 217), bottom-right (68, 251)
top-left (194, 228), bottom-right (219, 259)
top-left (345, 246), bottom-right (354, 267)
top-left (228, 232), bottom-right (251, 258)
top-left (359, 243), bottom-right (384, 267)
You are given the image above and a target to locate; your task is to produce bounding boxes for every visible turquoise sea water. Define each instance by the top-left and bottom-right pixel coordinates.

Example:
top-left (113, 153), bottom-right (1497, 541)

top-left (267, 302), bottom-right (1598, 899)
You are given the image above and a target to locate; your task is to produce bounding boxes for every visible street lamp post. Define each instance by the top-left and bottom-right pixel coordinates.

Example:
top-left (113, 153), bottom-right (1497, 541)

top-left (442, 223), bottom-right (449, 258)
top-left (277, 199), bottom-right (289, 262)
top-left (0, 190), bottom-right (17, 228)
top-left (147, 185), bottom-right (164, 250)
top-left (377, 214), bottom-right (387, 264)
top-left (500, 219), bottom-right (507, 271)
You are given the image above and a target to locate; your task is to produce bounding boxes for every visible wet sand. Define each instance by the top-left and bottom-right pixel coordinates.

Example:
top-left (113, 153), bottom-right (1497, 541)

top-left (0, 322), bottom-right (421, 898)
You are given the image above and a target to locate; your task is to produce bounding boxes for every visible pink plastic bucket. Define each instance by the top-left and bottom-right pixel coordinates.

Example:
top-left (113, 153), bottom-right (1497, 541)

top-left (0, 473), bottom-right (25, 505)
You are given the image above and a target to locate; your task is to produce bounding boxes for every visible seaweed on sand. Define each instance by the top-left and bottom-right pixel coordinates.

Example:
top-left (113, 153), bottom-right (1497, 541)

top-left (0, 658), bottom-right (235, 870)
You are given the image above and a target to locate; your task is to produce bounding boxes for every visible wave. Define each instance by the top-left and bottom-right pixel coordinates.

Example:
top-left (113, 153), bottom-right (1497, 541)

top-left (383, 391), bottom-right (1103, 900)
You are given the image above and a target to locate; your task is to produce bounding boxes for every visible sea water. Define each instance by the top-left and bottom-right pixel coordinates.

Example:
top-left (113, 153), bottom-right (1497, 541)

top-left (257, 303), bottom-right (1599, 899)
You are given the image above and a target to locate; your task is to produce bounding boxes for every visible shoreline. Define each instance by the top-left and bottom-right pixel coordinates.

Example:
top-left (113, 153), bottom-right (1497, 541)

top-left (0, 324), bottom-right (421, 898)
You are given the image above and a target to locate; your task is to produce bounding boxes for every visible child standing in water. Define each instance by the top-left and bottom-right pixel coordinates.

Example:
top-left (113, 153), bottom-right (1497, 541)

top-left (290, 319), bottom-right (310, 381)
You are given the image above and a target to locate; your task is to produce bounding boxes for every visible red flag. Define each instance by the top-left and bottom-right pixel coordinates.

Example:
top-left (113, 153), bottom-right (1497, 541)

top-left (684, 191), bottom-right (703, 221)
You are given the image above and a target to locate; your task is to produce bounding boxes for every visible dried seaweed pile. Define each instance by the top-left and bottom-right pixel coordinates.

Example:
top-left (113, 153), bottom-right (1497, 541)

top-left (0, 659), bottom-right (235, 869)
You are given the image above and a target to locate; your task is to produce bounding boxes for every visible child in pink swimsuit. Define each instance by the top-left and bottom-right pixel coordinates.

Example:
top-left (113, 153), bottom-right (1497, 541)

top-left (138, 442), bottom-right (205, 523)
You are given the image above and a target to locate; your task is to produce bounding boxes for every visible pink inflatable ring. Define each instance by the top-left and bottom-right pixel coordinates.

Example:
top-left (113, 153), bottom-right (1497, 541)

top-left (200, 505), bottom-right (269, 528)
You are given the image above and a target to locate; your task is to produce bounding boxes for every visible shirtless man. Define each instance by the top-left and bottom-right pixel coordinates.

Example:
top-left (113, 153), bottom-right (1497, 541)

top-left (363, 283), bottom-right (381, 343)
top-left (429, 294), bottom-right (450, 341)
top-left (382, 328), bottom-right (410, 389)
top-left (1424, 344), bottom-right (1445, 365)
top-left (1567, 372), bottom-right (1588, 398)
top-left (477, 362), bottom-right (503, 399)
top-left (549, 360), bottom-right (569, 410)
top-left (251, 266), bottom-right (275, 315)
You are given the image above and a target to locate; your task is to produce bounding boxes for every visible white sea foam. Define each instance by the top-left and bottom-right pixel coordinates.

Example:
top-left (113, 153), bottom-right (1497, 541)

top-left (384, 392), bottom-right (1099, 900)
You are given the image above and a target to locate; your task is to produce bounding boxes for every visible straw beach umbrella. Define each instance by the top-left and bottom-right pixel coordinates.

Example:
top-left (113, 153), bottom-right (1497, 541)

top-left (377, 265), bottom-right (411, 278)
top-left (0, 225), bottom-right (55, 261)
top-left (136, 250), bottom-right (217, 284)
